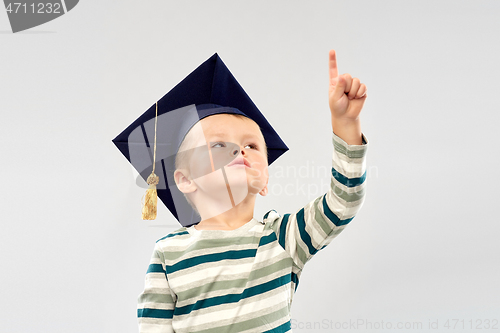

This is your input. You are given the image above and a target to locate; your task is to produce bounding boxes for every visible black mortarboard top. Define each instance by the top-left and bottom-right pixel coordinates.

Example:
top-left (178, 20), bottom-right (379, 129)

top-left (112, 53), bottom-right (288, 227)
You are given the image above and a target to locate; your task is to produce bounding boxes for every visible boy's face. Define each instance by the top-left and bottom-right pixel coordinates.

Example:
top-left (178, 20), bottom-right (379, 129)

top-left (176, 114), bottom-right (269, 213)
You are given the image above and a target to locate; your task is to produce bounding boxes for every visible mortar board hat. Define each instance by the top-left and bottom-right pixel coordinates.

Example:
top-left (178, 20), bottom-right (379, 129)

top-left (112, 53), bottom-right (288, 227)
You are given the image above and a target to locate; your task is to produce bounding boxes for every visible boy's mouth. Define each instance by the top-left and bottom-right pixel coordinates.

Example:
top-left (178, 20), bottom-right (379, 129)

top-left (227, 157), bottom-right (251, 168)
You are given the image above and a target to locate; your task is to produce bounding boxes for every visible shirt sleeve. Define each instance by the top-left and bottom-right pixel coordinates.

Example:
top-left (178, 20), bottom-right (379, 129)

top-left (137, 243), bottom-right (177, 333)
top-left (264, 130), bottom-right (369, 271)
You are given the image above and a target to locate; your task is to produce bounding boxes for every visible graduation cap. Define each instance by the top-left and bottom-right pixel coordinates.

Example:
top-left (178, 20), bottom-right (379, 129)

top-left (112, 53), bottom-right (288, 227)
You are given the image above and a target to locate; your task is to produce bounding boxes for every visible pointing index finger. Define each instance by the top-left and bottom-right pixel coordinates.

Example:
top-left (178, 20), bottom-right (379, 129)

top-left (329, 49), bottom-right (339, 85)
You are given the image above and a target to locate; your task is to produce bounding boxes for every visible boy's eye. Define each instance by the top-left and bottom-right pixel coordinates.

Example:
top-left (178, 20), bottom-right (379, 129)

top-left (244, 144), bottom-right (258, 150)
top-left (211, 142), bottom-right (226, 148)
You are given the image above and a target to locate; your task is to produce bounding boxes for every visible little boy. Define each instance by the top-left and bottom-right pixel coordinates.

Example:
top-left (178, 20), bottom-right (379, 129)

top-left (133, 50), bottom-right (368, 332)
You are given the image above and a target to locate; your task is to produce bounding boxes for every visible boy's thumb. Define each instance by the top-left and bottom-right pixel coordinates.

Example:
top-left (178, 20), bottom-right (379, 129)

top-left (332, 75), bottom-right (346, 100)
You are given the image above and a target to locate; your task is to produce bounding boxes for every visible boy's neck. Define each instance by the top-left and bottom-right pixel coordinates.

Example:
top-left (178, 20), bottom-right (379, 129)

top-left (194, 195), bottom-right (256, 230)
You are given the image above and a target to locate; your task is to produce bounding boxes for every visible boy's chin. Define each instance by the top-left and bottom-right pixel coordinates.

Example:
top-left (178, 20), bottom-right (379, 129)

top-left (192, 169), bottom-right (264, 205)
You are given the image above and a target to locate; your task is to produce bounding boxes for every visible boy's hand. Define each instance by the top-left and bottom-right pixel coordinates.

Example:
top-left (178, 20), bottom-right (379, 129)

top-left (328, 49), bottom-right (366, 145)
top-left (329, 50), bottom-right (367, 122)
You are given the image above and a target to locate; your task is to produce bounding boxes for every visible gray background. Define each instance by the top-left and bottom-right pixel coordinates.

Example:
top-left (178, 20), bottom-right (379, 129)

top-left (1, 1), bottom-right (499, 332)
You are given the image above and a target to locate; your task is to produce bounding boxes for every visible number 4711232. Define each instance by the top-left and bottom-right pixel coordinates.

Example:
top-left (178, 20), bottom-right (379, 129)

top-left (5, 2), bottom-right (62, 14)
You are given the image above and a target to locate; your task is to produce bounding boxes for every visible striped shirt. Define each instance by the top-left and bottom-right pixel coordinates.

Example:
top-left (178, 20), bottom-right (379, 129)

top-left (137, 131), bottom-right (369, 333)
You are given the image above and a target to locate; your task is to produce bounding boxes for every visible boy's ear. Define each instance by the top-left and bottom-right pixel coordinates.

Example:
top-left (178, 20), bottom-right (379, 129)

top-left (174, 169), bottom-right (197, 194)
top-left (259, 180), bottom-right (269, 197)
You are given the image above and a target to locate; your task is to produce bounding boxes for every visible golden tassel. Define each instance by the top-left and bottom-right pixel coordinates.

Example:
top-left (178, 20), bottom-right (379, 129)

top-left (141, 101), bottom-right (160, 220)
top-left (142, 172), bottom-right (159, 220)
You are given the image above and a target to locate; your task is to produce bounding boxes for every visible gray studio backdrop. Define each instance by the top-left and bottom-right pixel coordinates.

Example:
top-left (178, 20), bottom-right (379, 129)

top-left (1, 1), bottom-right (499, 332)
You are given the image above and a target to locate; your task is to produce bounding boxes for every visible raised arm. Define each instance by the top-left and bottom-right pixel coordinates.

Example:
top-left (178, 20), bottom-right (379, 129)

top-left (264, 50), bottom-right (369, 272)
